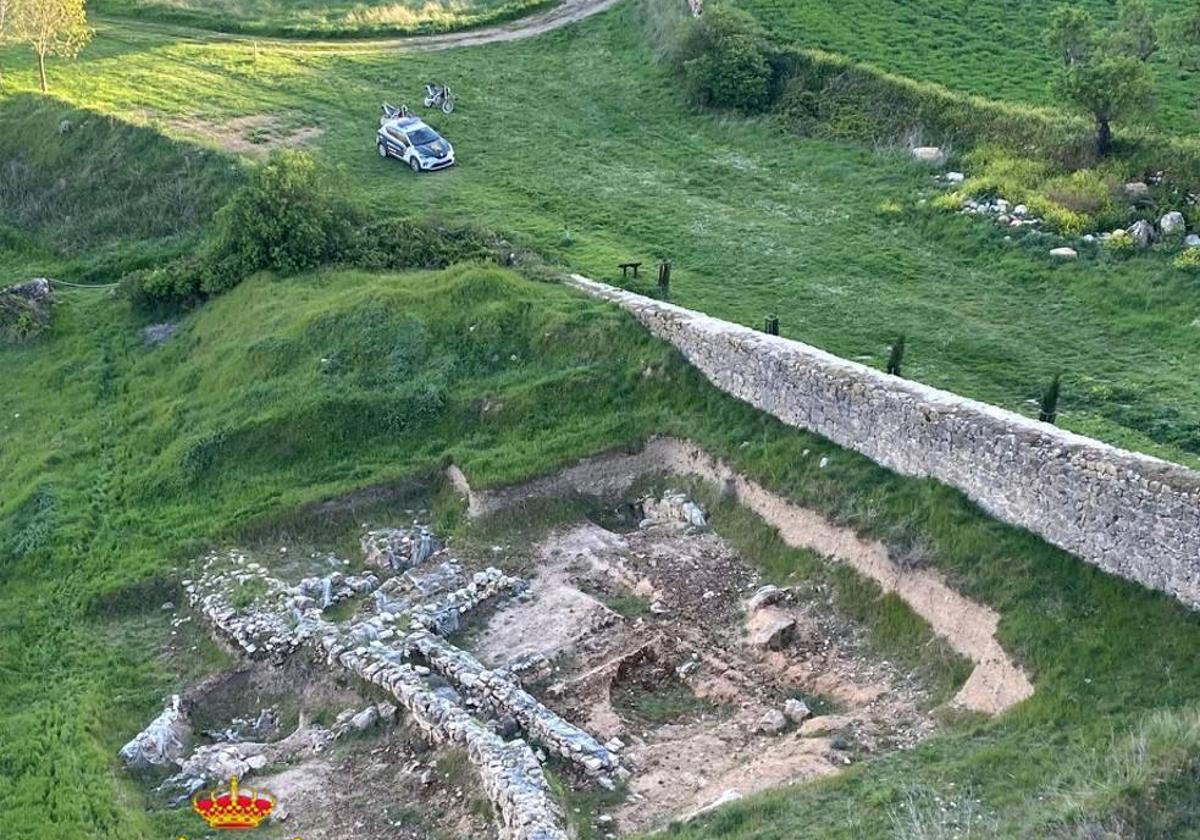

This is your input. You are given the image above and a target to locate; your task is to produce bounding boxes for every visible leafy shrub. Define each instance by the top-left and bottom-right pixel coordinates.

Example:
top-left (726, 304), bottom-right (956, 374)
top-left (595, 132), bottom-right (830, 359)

top-left (1041, 169), bottom-right (1116, 215)
top-left (672, 7), bottom-right (774, 111)
top-left (1173, 248), bottom-right (1200, 270)
top-left (1103, 229), bottom-right (1137, 255)
top-left (208, 150), bottom-right (357, 290)
top-left (121, 153), bottom-right (502, 309)
top-left (1027, 196), bottom-right (1092, 236)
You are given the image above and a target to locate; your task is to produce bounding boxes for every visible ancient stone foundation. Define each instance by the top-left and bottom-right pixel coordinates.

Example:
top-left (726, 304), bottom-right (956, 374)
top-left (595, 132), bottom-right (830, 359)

top-left (567, 275), bottom-right (1200, 610)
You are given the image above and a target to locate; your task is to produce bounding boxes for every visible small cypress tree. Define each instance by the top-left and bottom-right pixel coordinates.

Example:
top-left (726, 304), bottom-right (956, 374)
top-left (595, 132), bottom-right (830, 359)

top-left (886, 335), bottom-right (905, 376)
top-left (1039, 373), bottom-right (1062, 424)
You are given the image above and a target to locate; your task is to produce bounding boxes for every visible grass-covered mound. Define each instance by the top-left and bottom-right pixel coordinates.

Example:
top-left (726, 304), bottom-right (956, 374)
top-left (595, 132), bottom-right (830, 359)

top-left (91, 0), bottom-right (556, 38)
top-left (3, 263), bottom-right (1200, 838)
top-left (0, 95), bottom-right (238, 282)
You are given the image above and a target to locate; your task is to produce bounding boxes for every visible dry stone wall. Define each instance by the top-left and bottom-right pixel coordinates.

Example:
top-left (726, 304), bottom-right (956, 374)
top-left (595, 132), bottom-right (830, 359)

top-left (567, 276), bottom-right (1200, 610)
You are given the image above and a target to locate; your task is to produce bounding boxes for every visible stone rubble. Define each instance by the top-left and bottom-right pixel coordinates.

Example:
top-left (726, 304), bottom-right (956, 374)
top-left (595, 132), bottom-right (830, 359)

top-left (176, 532), bottom-right (597, 840)
top-left (639, 491), bottom-right (707, 529)
top-left (361, 526), bottom-right (444, 571)
top-left (406, 630), bottom-right (625, 779)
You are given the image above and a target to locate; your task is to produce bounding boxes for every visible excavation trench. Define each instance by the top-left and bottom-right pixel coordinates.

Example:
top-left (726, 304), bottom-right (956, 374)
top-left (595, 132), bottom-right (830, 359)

top-left (447, 437), bottom-right (1033, 716)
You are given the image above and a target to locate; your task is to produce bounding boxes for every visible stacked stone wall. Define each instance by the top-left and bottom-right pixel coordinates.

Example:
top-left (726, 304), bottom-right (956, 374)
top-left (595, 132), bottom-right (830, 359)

top-left (567, 276), bottom-right (1200, 609)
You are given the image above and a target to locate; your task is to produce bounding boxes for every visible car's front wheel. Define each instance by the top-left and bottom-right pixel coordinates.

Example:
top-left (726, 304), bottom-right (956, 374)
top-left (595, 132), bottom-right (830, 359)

top-left (409, 157), bottom-right (422, 173)
top-left (377, 140), bottom-right (388, 158)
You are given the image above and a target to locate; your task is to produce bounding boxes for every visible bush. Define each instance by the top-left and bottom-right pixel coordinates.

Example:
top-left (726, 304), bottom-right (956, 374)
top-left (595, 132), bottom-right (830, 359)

top-left (208, 150), bottom-right (357, 290)
top-left (119, 152), bottom-right (506, 309)
top-left (672, 7), bottom-right (774, 111)
top-left (1173, 247), bottom-right (1200, 270)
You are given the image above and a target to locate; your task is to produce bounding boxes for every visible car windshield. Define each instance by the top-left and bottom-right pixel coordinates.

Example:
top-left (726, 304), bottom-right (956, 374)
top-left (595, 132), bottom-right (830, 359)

top-left (408, 127), bottom-right (440, 145)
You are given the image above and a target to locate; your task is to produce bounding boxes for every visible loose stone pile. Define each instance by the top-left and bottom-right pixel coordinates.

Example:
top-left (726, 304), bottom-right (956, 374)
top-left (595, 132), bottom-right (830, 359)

top-left (314, 628), bottom-right (566, 840)
top-left (186, 554), bottom-right (320, 659)
top-left (408, 568), bottom-right (527, 635)
top-left (362, 526), bottom-right (444, 570)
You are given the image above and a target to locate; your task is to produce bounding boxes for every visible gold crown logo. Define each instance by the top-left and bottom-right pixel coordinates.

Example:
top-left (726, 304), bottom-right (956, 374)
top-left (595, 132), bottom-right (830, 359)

top-left (192, 776), bottom-right (275, 830)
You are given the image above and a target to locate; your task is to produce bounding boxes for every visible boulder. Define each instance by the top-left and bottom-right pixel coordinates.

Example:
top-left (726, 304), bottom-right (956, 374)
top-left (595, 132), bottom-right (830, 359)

top-left (1186, 234), bottom-right (1200, 249)
top-left (1013, 204), bottom-right (1028, 218)
top-left (349, 706), bottom-right (380, 732)
top-left (754, 709), bottom-right (788, 735)
top-left (1124, 181), bottom-right (1150, 199)
top-left (747, 607), bottom-right (796, 650)
top-left (911, 146), bottom-right (946, 166)
top-left (783, 698), bottom-right (812, 724)
top-left (119, 695), bottom-right (190, 770)
top-left (1049, 247), bottom-right (1078, 260)
top-left (745, 585), bottom-right (785, 612)
top-left (1, 279), bottom-right (54, 343)
top-left (1127, 219), bottom-right (1155, 249)
top-left (1160, 211), bottom-right (1186, 237)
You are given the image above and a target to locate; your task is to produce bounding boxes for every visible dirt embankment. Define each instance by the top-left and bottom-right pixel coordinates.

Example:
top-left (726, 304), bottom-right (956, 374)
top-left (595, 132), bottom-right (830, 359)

top-left (449, 437), bottom-right (1034, 716)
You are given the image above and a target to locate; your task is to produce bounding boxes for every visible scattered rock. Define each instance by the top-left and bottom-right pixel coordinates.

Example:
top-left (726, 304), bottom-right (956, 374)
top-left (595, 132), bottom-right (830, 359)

top-left (58, 119), bottom-right (72, 134)
top-left (349, 706), bottom-right (380, 732)
top-left (1013, 204), bottom-right (1028, 218)
top-left (783, 698), bottom-right (812, 724)
top-left (1127, 219), bottom-right (1155, 249)
top-left (1, 279), bottom-right (54, 343)
top-left (944, 171), bottom-right (965, 184)
top-left (746, 607), bottom-right (796, 650)
top-left (141, 322), bottom-right (177, 346)
top-left (745, 585), bottom-right (785, 612)
top-left (911, 146), bottom-right (946, 166)
top-left (754, 709), bottom-right (788, 735)
top-left (1124, 181), bottom-right (1150, 199)
top-left (799, 714), bottom-right (853, 736)
top-left (1186, 234), bottom-right (1200, 249)
top-left (1160, 211), bottom-right (1186, 237)
top-left (1049, 247), bottom-right (1078, 260)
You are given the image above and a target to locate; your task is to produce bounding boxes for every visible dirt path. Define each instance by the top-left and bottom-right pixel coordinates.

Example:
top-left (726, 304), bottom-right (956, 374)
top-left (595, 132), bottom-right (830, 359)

top-left (449, 437), bottom-right (1035, 715)
top-left (96, 0), bottom-right (621, 55)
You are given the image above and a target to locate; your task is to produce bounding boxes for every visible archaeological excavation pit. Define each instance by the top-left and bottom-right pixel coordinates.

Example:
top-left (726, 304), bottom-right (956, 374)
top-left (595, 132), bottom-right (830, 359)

top-left (119, 441), bottom-right (1032, 838)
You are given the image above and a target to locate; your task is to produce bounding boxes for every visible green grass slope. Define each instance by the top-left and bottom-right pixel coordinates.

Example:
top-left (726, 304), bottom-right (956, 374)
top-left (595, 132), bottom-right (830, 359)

top-left (4, 6), bottom-right (1195, 466)
top-left (3, 264), bottom-right (1200, 838)
top-left (731, 0), bottom-right (1200, 135)
top-left (91, 0), bottom-right (556, 37)
top-left (0, 94), bottom-right (237, 282)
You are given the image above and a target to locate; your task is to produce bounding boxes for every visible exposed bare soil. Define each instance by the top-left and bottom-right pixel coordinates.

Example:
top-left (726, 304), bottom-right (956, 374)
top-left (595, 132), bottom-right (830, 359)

top-left (469, 516), bottom-right (936, 833)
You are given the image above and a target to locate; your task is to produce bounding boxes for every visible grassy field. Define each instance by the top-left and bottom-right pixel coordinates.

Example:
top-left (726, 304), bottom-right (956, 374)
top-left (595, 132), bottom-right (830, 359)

top-left (731, 0), bottom-right (1200, 135)
top-left (3, 5), bottom-right (1200, 468)
top-left (3, 264), bottom-right (1200, 838)
top-left (92, 0), bottom-right (556, 37)
top-left (4, 2), bottom-right (1200, 838)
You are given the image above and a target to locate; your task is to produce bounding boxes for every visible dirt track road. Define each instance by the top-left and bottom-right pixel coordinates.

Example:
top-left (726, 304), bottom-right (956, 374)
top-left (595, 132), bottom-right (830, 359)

top-left (97, 0), bottom-right (623, 54)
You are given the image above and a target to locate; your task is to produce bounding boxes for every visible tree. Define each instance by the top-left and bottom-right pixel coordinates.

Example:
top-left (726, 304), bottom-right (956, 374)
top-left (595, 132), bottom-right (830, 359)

top-left (15, 0), bottom-right (92, 93)
top-left (1048, 3), bottom-right (1156, 156)
top-left (1110, 0), bottom-right (1158, 61)
top-left (1047, 5), bottom-right (1095, 67)
top-left (1054, 53), bottom-right (1153, 156)
top-left (672, 6), bottom-right (773, 112)
top-left (0, 0), bottom-right (16, 85)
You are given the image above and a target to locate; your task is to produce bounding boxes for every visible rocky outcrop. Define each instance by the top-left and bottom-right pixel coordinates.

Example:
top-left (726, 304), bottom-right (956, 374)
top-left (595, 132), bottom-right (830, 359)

top-left (119, 695), bottom-right (190, 770)
top-left (0, 278), bottom-right (53, 342)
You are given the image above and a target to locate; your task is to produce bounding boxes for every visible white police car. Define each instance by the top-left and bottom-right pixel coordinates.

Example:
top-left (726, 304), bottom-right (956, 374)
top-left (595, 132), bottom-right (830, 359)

top-left (377, 105), bottom-right (455, 173)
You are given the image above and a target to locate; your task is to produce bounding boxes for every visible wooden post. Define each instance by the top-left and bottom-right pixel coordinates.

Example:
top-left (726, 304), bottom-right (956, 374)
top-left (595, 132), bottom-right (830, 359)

top-left (657, 260), bottom-right (671, 294)
top-left (764, 315), bottom-right (779, 335)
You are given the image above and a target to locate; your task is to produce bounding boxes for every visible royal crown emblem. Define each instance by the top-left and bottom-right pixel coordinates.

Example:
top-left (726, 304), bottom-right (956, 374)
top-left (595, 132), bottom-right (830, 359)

top-left (192, 776), bottom-right (276, 829)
